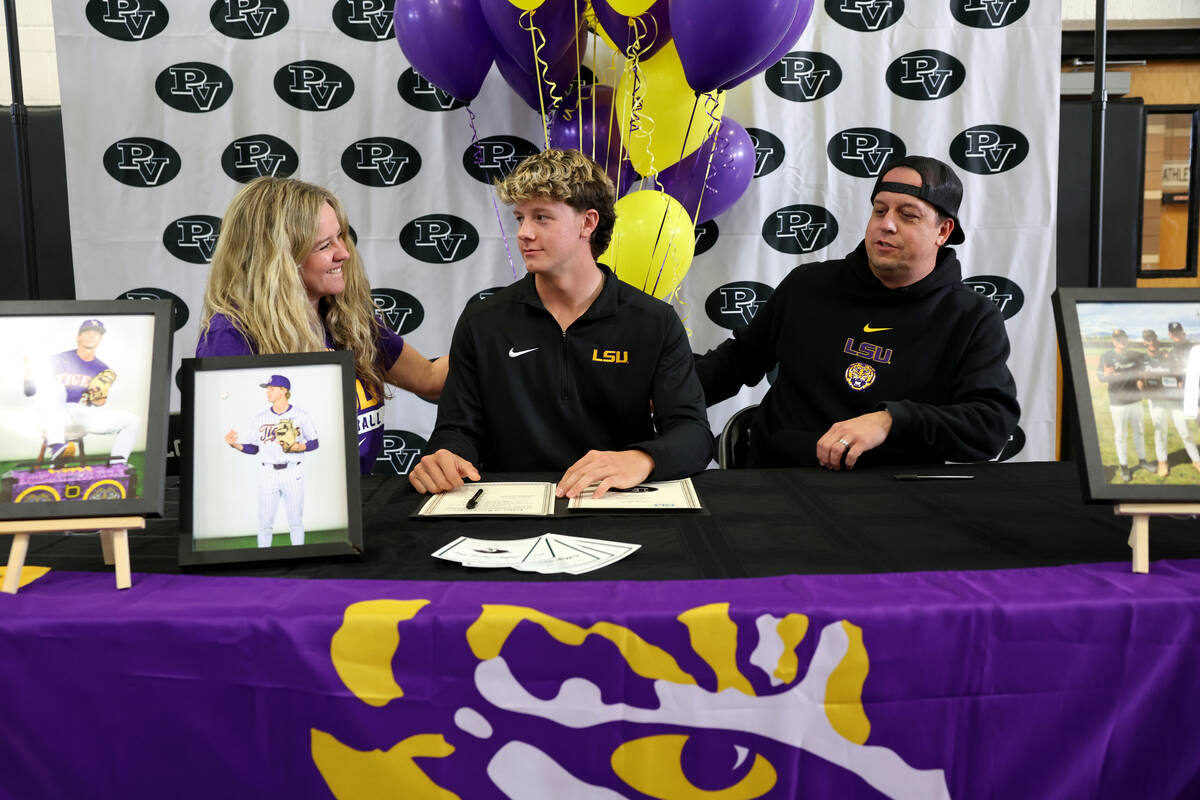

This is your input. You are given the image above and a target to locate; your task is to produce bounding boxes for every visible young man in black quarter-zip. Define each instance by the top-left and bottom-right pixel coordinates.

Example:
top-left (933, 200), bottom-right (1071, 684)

top-left (409, 149), bottom-right (712, 498)
top-left (696, 155), bottom-right (1020, 471)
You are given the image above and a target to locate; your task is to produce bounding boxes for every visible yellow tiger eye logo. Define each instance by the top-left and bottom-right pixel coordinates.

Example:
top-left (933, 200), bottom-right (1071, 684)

top-left (845, 362), bottom-right (876, 391)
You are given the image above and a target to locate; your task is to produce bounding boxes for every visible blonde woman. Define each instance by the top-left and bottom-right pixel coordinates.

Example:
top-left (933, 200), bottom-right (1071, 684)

top-left (197, 176), bottom-right (446, 473)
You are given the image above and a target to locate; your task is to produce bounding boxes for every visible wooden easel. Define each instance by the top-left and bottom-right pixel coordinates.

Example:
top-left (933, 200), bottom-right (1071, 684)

top-left (1, 516), bottom-right (145, 594)
top-left (1114, 504), bottom-right (1200, 574)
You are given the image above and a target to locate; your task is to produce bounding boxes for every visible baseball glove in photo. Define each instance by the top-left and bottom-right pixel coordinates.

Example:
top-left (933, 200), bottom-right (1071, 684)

top-left (274, 418), bottom-right (300, 452)
top-left (80, 369), bottom-right (117, 406)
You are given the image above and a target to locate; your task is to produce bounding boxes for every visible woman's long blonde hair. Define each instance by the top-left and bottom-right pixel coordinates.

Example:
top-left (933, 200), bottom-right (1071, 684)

top-left (200, 176), bottom-right (389, 398)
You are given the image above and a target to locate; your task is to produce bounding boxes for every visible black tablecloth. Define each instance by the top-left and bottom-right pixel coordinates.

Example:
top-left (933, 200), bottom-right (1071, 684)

top-left (21, 461), bottom-right (1200, 580)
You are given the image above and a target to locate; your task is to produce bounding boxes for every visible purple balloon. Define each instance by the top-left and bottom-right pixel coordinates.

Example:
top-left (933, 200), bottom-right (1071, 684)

top-left (495, 25), bottom-right (584, 112)
top-left (481, 0), bottom-right (584, 73)
top-left (657, 117), bottom-right (754, 224)
top-left (669, 0), bottom-right (798, 94)
top-left (590, 0), bottom-right (671, 60)
top-left (549, 84), bottom-right (639, 194)
top-left (728, 0), bottom-right (814, 87)
top-left (394, 0), bottom-right (495, 103)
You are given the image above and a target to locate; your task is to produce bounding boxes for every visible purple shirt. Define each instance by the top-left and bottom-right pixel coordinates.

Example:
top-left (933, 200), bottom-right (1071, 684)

top-left (49, 350), bottom-right (112, 403)
top-left (196, 313), bottom-right (405, 473)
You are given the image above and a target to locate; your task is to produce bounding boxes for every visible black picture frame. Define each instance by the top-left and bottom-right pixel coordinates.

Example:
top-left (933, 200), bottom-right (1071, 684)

top-left (0, 300), bottom-right (172, 520)
top-left (178, 351), bottom-right (362, 566)
top-left (1054, 287), bottom-right (1200, 502)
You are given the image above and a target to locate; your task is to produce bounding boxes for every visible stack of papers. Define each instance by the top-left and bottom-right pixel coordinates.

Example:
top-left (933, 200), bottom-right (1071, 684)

top-left (432, 533), bottom-right (640, 574)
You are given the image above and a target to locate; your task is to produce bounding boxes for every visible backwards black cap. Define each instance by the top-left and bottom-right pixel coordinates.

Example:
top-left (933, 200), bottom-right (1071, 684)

top-left (870, 155), bottom-right (965, 245)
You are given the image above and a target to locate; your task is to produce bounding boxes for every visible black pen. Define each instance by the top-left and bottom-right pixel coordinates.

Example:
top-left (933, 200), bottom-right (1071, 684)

top-left (466, 488), bottom-right (484, 509)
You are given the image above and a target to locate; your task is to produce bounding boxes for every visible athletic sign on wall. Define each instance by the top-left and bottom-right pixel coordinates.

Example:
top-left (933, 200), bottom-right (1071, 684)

top-left (53, 2), bottom-right (1059, 463)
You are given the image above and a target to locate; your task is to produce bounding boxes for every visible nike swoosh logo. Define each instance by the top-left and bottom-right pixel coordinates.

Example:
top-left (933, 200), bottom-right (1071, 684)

top-left (863, 324), bottom-right (893, 333)
top-left (508, 347), bottom-right (539, 358)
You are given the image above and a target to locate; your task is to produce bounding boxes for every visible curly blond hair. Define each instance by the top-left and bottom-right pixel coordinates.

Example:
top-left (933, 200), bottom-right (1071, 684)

top-left (495, 149), bottom-right (616, 258)
top-left (199, 176), bottom-right (390, 399)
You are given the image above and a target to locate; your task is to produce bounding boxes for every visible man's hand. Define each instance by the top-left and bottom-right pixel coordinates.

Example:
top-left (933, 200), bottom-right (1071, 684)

top-left (225, 429), bottom-right (242, 450)
top-left (816, 410), bottom-right (892, 470)
top-left (556, 449), bottom-right (654, 499)
top-left (409, 448), bottom-right (481, 494)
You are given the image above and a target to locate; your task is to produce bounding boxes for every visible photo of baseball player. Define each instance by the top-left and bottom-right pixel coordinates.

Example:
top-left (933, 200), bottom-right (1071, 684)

top-left (224, 374), bottom-right (319, 547)
top-left (23, 318), bottom-right (139, 467)
top-left (1141, 327), bottom-right (1200, 476)
top-left (1096, 329), bottom-right (1150, 482)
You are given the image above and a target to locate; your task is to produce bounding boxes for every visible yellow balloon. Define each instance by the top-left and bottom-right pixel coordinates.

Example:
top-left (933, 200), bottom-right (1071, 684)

top-left (600, 190), bottom-right (695, 300)
top-left (608, 0), bottom-right (656, 14)
top-left (615, 41), bottom-right (726, 176)
top-left (507, 0), bottom-right (545, 10)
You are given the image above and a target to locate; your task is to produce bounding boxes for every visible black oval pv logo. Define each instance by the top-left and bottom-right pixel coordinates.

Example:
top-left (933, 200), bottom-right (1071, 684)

top-left (824, 0), bottom-right (903, 32)
top-left (764, 52), bottom-right (842, 103)
top-left (762, 205), bottom-right (838, 255)
top-left (399, 215), bottom-right (480, 264)
top-left (886, 50), bottom-right (965, 101)
top-left (745, 128), bottom-right (785, 178)
top-left (86, 0), bottom-right (169, 41)
top-left (221, 134), bottom-right (300, 183)
top-left (274, 60), bottom-right (355, 112)
top-left (398, 68), bottom-right (466, 112)
top-left (827, 128), bottom-right (906, 178)
top-left (466, 287), bottom-right (505, 308)
top-left (118, 287), bottom-right (190, 331)
top-left (342, 138), bottom-right (421, 187)
top-left (163, 215), bottom-right (221, 264)
top-left (375, 430), bottom-right (428, 475)
top-left (371, 288), bottom-right (426, 336)
top-left (705, 281), bottom-right (775, 331)
top-left (333, 0), bottom-right (395, 41)
top-left (155, 62), bottom-right (234, 113)
top-left (994, 424), bottom-right (1026, 462)
top-left (103, 138), bottom-right (182, 188)
top-left (962, 275), bottom-right (1025, 320)
top-left (694, 221), bottom-right (719, 256)
top-left (462, 136), bottom-right (541, 184)
top-left (951, 0), bottom-right (1029, 29)
top-left (950, 125), bottom-right (1029, 175)
top-left (210, 0), bottom-right (289, 39)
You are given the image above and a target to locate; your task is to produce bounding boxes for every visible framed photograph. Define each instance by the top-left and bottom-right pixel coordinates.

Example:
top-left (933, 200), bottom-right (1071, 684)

top-left (1054, 287), bottom-right (1200, 501)
top-left (179, 351), bottom-right (362, 566)
top-left (0, 300), bottom-right (172, 520)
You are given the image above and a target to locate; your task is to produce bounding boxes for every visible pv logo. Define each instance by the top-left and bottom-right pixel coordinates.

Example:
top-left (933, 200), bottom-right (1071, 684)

top-left (375, 430), bottom-right (428, 476)
top-left (103, 138), bottom-right (182, 188)
top-left (398, 68), bottom-right (466, 112)
top-left (762, 204), bottom-right (839, 255)
top-left (827, 128), bottom-right (906, 178)
top-left (765, 52), bottom-right (842, 103)
top-left (962, 275), bottom-right (1025, 320)
top-left (705, 281), bottom-right (775, 330)
top-left (221, 134), bottom-right (300, 183)
top-left (342, 138), bottom-right (421, 187)
top-left (275, 61), bottom-right (356, 112)
top-left (85, 0), bottom-right (169, 41)
top-left (163, 215), bottom-right (221, 264)
top-left (885, 50), bottom-right (965, 101)
top-left (462, 136), bottom-right (541, 184)
top-left (399, 214), bottom-right (480, 264)
top-left (694, 221), bottom-right (719, 256)
top-left (950, 125), bottom-right (1029, 175)
top-left (824, 0), bottom-right (904, 32)
top-left (210, 0), bottom-right (289, 39)
top-left (154, 62), bottom-right (234, 113)
top-left (333, 0), bottom-right (395, 41)
top-left (466, 287), bottom-right (504, 308)
top-left (951, 0), bottom-right (1028, 29)
top-left (117, 287), bottom-right (190, 331)
top-left (745, 128), bottom-right (785, 178)
top-left (371, 289), bottom-right (425, 336)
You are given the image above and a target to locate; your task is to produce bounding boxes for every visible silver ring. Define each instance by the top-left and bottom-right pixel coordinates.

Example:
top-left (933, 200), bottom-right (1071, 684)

top-left (837, 438), bottom-right (850, 447)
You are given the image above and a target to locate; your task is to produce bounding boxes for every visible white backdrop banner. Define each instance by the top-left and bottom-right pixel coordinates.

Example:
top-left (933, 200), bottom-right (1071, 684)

top-left (51, 0), bottom-right (1059, 473)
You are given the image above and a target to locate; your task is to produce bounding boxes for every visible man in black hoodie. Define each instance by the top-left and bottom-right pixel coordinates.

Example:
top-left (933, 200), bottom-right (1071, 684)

top-left (696, 155), bottom-right (1019, 470)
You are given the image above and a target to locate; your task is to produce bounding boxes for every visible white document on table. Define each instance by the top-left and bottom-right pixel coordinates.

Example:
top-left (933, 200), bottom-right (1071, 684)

top-left (567, 478), bottom-right (701, 511)
top-left (416, 482), bottom-right (556, 517)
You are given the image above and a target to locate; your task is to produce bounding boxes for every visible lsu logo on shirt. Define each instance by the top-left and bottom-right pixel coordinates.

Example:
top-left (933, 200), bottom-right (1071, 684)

top-left (592, 349), bottom-right (629, 364)
top-left (845, 362), bottom-right (876, 391)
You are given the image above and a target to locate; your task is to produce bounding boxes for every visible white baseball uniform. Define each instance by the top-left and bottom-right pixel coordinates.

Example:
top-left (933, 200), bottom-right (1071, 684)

top-left (239, 404), bottom-right (318, 547)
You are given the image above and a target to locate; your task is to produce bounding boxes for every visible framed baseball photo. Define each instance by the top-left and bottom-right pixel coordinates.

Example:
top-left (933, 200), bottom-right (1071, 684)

top-left (0, 300), bottom-right (173, 520)
top-left (178, 351), bottom-right (362, 566)
top-left (1054, 287), bottom-right (1200, 502)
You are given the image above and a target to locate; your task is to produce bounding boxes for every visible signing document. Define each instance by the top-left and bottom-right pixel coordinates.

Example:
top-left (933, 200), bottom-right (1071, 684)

top-left (567, 478), bottom-right (701, 511)
top-left (416, 482), bottom-right (555, 517)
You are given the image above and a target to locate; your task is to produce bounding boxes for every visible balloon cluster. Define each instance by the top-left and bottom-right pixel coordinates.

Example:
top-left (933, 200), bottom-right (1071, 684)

top-left (394, 0), bottom-right (814, 299)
